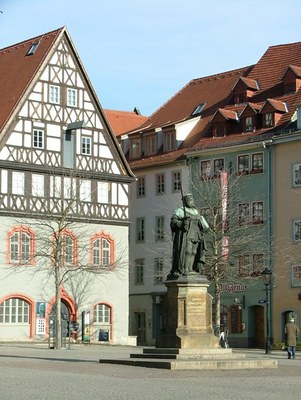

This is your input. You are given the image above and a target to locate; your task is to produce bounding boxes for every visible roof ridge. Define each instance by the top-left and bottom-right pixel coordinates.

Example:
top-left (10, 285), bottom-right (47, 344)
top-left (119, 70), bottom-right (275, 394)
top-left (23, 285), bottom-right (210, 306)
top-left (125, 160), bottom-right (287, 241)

top-left (0, 27), bottom-right (65, 54)
top-left (189, 65), bottom-right (254, 85)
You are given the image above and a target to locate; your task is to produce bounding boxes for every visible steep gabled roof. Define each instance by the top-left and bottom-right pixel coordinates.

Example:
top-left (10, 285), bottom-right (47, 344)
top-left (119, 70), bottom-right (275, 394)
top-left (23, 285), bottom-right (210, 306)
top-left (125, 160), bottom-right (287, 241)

top-left (0, 27), bottom-right (135, 179)
top-left (0, 27), bottom-right (64, 132)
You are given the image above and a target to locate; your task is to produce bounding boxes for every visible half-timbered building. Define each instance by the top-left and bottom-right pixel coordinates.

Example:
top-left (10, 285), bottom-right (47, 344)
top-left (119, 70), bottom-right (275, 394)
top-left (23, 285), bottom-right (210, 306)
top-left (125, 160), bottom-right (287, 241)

top-left (0, 27), bottom-right (135, 344)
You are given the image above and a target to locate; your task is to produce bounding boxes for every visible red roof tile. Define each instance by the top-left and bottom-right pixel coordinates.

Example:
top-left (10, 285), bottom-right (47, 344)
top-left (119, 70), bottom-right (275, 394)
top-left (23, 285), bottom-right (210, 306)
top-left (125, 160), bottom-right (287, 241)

top-left (104, 109), bottom-right (148, 136)
top-left (0, 27), bottom-right (64, 132)
top-left (127, 40), bottom-right (301, 167)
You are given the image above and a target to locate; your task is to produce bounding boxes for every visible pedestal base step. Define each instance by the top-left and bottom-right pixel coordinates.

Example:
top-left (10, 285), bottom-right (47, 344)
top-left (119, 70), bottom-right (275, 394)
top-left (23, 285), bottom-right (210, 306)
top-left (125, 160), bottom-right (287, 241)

top-left (99, 347), bottom-right (278, 370)
top-left (133, 347), bottom-right (245, 360)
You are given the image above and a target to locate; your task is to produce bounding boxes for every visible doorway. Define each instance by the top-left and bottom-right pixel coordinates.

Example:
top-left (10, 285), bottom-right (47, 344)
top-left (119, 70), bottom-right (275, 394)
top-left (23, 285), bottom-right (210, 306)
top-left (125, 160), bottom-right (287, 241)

top-left (134, 312), bottom-right (146, 346)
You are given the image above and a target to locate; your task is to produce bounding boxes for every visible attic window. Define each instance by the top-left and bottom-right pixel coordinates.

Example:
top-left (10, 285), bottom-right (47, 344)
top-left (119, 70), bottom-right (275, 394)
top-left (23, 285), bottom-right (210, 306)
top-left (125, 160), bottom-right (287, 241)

top-left (26, 42), bottom-right (39, 56)
top-left (192, 103), bottom-right (206, 116)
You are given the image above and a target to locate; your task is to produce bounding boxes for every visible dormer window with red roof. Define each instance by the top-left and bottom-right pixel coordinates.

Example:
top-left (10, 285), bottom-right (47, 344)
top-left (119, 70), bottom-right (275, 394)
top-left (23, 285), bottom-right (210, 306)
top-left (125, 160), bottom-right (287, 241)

top-left (210, 109), bottom-right (238, 137)
top-left (240, 103), bottom-right (260, 133)
top-left (260, 99), bottom-right (287, 129)
top-left (282, 65), bottom-right (301, 94)
top-left (232, 77), bottom-right (259, 104)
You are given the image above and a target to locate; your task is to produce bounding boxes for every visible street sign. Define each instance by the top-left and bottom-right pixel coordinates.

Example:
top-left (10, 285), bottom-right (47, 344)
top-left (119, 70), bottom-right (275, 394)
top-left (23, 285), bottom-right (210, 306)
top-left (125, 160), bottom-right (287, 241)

top-left (258, 299), bottom-right (267, 304)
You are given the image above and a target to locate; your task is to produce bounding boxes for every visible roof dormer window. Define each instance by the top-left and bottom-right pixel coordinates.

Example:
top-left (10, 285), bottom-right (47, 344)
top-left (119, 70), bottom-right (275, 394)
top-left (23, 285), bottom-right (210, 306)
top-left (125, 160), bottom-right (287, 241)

top-left (263, 112), bottom-right (273, 128)
top-left (26, 42), bottom-right (40, 56)
top-left (192, 102), bottom-right (206, 116)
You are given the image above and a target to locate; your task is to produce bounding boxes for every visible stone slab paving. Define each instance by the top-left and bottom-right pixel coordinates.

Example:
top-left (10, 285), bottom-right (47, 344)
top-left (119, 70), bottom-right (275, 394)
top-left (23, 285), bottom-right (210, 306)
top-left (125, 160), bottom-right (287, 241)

top-left (0, 343), bottom-right (300, 400)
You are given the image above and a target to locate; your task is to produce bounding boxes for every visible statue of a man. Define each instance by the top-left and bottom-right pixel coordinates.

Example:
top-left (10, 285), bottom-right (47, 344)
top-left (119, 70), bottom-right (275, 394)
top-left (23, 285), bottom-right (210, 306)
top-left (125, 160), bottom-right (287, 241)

top-left (168, 193), bottom-right (209, 279)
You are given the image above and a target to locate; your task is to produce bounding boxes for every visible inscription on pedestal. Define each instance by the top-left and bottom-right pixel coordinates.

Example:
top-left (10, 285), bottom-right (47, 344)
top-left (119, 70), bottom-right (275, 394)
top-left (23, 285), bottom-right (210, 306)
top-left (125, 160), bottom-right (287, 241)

top-left (187, 296), bottom-right (205, 315)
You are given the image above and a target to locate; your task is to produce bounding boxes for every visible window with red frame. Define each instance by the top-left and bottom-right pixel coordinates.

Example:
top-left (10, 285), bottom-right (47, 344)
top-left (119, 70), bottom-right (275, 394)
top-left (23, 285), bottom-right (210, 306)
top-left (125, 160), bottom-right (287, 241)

top-left (7, 226), bottom-right (35, 265)
top-left (52, 230), bottom-right (77, 267)
top-left (91, 233), bottom-right (114, 267)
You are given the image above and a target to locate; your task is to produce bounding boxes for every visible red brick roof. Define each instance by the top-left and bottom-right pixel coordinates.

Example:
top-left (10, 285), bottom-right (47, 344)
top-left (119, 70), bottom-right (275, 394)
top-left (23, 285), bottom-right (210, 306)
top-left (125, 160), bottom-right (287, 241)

top-left (0, 27), bottom-right (64, 132)
top-left (127, 40), bottom-right (301, 167)
top-left (104, 109), bottom-right (147, 136)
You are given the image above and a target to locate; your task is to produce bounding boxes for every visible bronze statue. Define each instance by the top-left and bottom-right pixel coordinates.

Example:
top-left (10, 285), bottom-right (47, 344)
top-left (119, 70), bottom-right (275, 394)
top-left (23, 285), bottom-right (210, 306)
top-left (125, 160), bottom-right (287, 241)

top-left (168, 193), bottom-right (209, 279)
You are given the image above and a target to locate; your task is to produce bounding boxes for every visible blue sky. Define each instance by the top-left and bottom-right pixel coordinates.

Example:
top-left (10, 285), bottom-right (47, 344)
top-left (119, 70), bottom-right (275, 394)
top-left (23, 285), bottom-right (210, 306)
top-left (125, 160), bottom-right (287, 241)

top-left (1, 0), bottom-right (301, 115)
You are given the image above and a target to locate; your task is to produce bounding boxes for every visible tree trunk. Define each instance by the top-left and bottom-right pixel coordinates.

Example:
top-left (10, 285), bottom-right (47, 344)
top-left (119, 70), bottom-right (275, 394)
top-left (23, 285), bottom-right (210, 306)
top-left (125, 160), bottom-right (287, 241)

top-left (55, 265), bottom-right (62, 350)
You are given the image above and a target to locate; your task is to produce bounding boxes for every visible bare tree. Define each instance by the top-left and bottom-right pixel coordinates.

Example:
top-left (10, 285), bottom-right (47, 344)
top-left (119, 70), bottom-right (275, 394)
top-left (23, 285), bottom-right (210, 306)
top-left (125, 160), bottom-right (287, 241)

top-left (190, 169), bottom-right (269, 334)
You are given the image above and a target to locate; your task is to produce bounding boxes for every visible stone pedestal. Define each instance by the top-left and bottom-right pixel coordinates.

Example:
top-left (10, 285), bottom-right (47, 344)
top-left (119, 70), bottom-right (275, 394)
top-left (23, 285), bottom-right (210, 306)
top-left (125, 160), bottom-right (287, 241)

top-left (156, 274), bottom-right (219, 349)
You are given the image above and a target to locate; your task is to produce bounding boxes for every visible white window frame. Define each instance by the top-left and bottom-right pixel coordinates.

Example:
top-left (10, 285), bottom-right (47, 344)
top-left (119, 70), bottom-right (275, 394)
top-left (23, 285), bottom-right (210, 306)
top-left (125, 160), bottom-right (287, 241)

top-left (79, 180), bottom-right (91, 202)
top-left (137, 176), bottom-right (145, 197)
top-left (9, 230), bottom-right (32, 264)
top-left (172, 171), bottom-right (181, 192)
top-left (32, 174), bottom-right (44, 197)
top-left (12, 171), bottom-right (25, 195)
top-left (97, 181), bottom-right (109, 203)
top-left (33, 129), bottom-right (44, 149)
top-left (0, 298), bottom-right (29, 324)
top-left (49, 85), bottom-right (60, 104)
top-left (135, 259), bottom-right (144, 284)
top-left (67, 88), bottom-right (77, 107)
top-left (156, 173), bottom-right (165, 195)
top-left (93, 303), bottom-right (111, 324)
top-left (81, 136), bottom-right (91, 155)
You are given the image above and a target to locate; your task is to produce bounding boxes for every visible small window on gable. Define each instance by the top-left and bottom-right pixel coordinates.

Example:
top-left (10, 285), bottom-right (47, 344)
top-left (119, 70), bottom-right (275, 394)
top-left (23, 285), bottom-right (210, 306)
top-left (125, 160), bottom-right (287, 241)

top-left (81, 136), bottom-right (91, 155)
top-left (49, 85), bottom-right (60, 104)
top-left (26, 42), bottom-right (39, 56)
top-left (33, 129), bottom-right (44, 149)
top-left (67, 88), bottom-right (77, 107)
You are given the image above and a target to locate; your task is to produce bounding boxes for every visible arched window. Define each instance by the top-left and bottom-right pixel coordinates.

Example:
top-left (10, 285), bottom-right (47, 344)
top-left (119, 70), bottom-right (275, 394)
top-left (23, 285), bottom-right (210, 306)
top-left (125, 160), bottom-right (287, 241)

top-left (93, 303), bottom-right (111, 324)
top-left (52, 229), bottom-right (77, 267)
top-left (0, 298), bottom-right (29, 323)
top-left (7, 226), bottom-right (35, 265)
top-left (91, 232), bottom-right (115, 268)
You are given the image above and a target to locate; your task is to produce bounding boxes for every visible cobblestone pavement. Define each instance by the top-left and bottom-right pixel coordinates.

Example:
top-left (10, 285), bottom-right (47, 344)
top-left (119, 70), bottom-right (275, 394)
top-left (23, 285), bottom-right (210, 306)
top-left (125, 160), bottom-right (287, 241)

top-left (0, 343), bottom-right (301, 400)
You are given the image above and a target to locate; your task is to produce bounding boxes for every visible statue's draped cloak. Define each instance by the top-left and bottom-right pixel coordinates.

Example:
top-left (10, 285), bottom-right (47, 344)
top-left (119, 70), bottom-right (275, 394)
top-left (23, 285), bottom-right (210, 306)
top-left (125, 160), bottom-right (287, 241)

top-left (170, 206), bottom-right (208, 276)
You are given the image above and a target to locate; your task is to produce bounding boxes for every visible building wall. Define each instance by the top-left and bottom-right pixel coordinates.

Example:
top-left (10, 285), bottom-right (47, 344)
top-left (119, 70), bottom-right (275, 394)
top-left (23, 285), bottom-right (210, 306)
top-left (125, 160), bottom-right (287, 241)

top-left (273, 138), bottom-right (301, 342)
top-left (129, 163), bottom-right (189, 345)
top-left (0, 216), bottom-right (130, 344)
